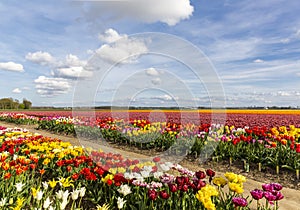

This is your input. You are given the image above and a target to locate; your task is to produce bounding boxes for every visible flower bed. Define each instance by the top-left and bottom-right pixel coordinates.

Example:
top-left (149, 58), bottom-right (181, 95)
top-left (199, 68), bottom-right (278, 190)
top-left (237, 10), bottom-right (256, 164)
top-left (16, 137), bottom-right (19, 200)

top-left (0, 126), bottom-right (285, 209)
top-left (1, 113), bottom-right (300, 176)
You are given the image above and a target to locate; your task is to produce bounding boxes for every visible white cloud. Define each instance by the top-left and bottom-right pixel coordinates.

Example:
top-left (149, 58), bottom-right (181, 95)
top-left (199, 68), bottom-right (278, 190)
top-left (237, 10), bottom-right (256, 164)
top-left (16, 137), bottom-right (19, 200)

top-left (27, 52), bottom-right (89, 80)
top-left (145, 67), bottom-right (159, 76)
top-left (296, 29), bottom-right (300, 38)
top-left (12, 88), bottom-right (22, 93)
top-left (277, 91), bottom-right (291, 96)
top-left (207, 38), bottom-right (261, 63)
top-left (224, 90), bottom-right (300, 107)
top-left (151, 78), bottom-right (161, 85)
top-left (81, 0), bottom-right (194, 26)
top-left (280, 38), bottom-right (290, 44)
top-left (96, 29), bottom-right (148, 64)
top-left (127, 0), bottom-right (194, 26)
top-left (98, 28), bottom-right (127, 43)
top-left (53, 54), bottom-right (90, 79)
top-left (0, 61), bottom-right (24, 72)
top-left (161, 94), bottom-right (173, 101)
top-left (54, 66), bottom-right (93, 79)
top-left (145, 94), bottom-right (174, 101)
top-left (222, 61), bottom-right (300, 82)
top-left (253, 59), bottom-right (264, 63)
top-left (64, 54), bottom-right (87, 67)
top-left (87, 49), bottom-right (94, 54)
top-left (145, 67), bottom-right (161, 85)
top-left (25, 51), bottom-right (55, 65)
top-left (34, 76), bottom-right (71, 97)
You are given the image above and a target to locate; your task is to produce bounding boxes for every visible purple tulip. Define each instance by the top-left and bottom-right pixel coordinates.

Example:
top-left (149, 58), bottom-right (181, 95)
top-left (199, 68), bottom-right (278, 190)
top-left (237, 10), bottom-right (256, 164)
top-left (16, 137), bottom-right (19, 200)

top-left (271, 183), bottom-right (283, 191)
top-left (264, 191), bottom-right (277, 202)
top-left (232, 197), bottom-right (248, 207)
top-left (250, 189), bottom-right (264, 200)
top-left (221, 135), bottom-right (227, 142)
top-left (273, 191), bottom-right (284, 200)
top-left (262, 183), bottom-right (274, 192)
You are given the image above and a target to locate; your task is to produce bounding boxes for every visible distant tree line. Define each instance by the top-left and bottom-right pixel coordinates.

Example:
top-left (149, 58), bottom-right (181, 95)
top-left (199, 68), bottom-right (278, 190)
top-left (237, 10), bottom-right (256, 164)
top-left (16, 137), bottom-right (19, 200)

top-left (0, 98), bottom-right (32, 109)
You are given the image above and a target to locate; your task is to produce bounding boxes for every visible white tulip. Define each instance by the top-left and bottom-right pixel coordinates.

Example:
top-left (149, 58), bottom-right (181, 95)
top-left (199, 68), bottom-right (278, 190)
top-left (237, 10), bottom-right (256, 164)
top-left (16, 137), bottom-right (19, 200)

top-left (62, 190), bottom-right (69, 202)
top-left (79, 187), bottom-right (86, 197)
top-left (15, 182), bottom-right (25, 192)
top-left (56, 190), bottom-right (63, 199)
top-left (43, 197), bottom-right (52, 209)
top-left (140, 170), bottom-right (150, 178)
top-left (60, 200), bottom-right (68, 210)
top-left (42, 181), bottom-right (49, 190)
top-left (0, 198), bottom-right (7, 207)
top-left (117, 184), bottom-right (132, 196)
top-left (117, 197), bottom-right (126, 209)
top-left (13, 154), bottom-right (18, 160)
top-left (36, 190), bottom-right (44, 201)
top-left (153, 171), bottom-right (163, 179)
top-left (71, 189), bottom-right (79, 200)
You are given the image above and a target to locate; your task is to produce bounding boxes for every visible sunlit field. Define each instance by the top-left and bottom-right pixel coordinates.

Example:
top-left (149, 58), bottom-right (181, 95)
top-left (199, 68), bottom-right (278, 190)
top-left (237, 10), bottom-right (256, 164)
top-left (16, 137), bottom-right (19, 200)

top-left (0, 109), bottom-right (299, 209)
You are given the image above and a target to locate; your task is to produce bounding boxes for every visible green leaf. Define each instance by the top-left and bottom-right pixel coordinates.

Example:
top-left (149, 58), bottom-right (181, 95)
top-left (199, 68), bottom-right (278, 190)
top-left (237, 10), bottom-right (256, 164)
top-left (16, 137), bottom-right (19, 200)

top-left (281, 165), bottom-right (294, 171)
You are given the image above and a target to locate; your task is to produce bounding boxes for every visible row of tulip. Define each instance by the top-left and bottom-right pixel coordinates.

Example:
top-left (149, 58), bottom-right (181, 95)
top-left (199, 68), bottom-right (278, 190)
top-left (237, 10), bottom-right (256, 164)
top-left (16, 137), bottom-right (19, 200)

top-left (2, 109), bottom-right (300, 128)
top-left (0, 113), bottom-right (39, 125)
top-left (40, 116), bottom-right (300, 174)
top-left (1, 113), bottom-right (300, 175)
top-left (0, 125), bottom-right (285, 209)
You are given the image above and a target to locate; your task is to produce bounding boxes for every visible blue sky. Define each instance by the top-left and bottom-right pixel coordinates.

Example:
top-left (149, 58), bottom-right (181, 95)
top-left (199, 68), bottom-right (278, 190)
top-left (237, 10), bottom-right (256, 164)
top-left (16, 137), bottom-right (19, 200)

top-left (1, 0), bottom-right (300, 108)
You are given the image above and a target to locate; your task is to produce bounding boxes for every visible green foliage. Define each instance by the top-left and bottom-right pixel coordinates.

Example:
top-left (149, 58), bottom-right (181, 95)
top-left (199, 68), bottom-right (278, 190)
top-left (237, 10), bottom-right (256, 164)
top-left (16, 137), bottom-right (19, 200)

top-left (0, 97), bottom-right (32, 109)
top-left (23, 98), bottom-right (32, 109)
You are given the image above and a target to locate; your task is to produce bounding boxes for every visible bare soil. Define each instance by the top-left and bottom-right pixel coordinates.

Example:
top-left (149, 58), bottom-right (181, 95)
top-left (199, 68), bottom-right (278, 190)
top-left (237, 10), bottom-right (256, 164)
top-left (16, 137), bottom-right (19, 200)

top-left (1, 122), bottom-right (300, 210)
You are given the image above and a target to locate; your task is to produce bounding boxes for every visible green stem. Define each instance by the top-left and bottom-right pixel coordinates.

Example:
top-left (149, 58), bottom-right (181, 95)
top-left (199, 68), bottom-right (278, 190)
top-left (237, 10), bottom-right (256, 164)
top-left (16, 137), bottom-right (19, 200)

top-left (71, 200), bottom-right (75, 210)
top-left (78, 197), bottom-right (83, 208)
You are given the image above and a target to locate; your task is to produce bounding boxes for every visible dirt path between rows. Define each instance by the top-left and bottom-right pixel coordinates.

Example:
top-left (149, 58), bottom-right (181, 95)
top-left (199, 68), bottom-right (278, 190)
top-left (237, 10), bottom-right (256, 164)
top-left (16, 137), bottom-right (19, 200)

top-left (1, 122), bottom-right (299, 210)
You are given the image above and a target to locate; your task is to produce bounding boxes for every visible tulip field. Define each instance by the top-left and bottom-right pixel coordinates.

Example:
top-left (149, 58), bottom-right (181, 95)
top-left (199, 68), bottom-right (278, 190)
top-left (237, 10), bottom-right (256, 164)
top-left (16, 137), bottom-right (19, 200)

top-left (0, 109), bottom-right (299, 209)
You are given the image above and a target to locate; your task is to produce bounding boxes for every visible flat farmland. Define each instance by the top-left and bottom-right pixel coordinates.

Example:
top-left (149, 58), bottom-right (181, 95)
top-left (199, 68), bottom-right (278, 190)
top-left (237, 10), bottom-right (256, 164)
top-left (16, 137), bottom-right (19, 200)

top-left (3, 109), bottom-right (300, 128)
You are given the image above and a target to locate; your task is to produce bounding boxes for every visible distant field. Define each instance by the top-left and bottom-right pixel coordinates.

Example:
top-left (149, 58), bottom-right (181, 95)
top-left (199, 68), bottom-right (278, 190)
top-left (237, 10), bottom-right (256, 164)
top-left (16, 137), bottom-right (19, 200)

top-left (2, 108), bottom-right (300, 114)
top-left (1, 109), bottom-right (300, 128)
top-left (122, 109), bottom-right (300, 114)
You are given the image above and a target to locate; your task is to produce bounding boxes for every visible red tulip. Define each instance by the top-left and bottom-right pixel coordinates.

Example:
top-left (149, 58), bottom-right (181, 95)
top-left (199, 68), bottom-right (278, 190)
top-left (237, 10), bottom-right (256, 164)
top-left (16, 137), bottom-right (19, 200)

top-left (159, 190), bottom-right (170, 199)
top-left (148, 189), bottom-right (158, 200)
top-left (72, 173), bottom-right (79, 180)
top-left (4, 172), bottom-right (11, 179)
top-left (206, 169), bottom-right (215, 177)
top-left (169, 184), bottom-right (178, 193)
top-left (107, 179), bottom-right (113, 186)
top-left (195, 171), bottom-right (206, 179)
top-left (56, 160), bottom-right (65, 167)
top-left (66, 166), bottom-right (72, 172)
